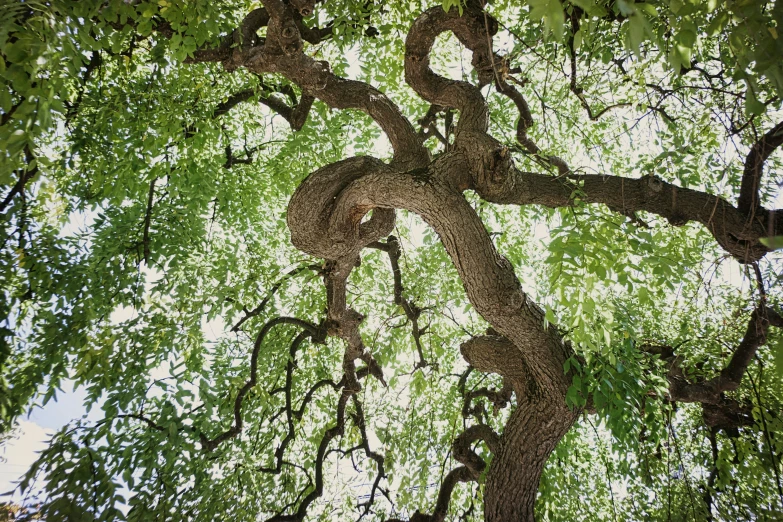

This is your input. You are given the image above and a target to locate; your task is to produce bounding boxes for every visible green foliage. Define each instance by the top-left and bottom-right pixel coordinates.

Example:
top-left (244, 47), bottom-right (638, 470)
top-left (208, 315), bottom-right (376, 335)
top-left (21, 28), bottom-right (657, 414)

top-left (1, 0), bottom-right (782, 520)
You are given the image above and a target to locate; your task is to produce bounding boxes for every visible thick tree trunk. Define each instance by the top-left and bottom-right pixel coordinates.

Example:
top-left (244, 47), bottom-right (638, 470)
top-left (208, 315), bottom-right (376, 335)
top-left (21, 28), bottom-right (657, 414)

top-left (484, 397), bottom-right (577, 521)
top-left (462, 336), bottom-right (578, 521)
top-left (288, 151), bottom-right (581, 521)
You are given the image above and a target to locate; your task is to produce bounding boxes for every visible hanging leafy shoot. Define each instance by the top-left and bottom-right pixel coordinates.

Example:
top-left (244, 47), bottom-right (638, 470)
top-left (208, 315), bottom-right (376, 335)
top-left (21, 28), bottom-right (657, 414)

top-left (1, 0), bottom-right (782, 521)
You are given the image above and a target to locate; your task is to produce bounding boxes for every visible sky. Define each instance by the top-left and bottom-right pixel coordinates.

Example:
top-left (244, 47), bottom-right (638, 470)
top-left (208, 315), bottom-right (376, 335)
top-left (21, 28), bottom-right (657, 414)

top-left (0, 383), bottom-right (104, 502)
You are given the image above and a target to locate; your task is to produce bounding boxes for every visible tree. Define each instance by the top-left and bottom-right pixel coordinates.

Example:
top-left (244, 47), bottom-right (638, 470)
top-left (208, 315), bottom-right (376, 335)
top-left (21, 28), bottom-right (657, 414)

top-left (1, 0), bottom-right (782, 519)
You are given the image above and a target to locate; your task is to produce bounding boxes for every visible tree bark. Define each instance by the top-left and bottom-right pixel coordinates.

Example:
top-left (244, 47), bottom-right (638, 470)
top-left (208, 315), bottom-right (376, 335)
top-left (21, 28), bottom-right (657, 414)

top-left (287, 145), bottom-right (580, 521)
top-left (462, 335), bottom-right (578, 521)
top-left (485, 398), bottom-right (576, 521)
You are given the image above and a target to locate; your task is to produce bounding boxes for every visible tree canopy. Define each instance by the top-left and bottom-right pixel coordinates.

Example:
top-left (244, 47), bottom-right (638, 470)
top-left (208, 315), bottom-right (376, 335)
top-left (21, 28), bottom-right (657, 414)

top-left (1, 0), bottom-right (783, 520)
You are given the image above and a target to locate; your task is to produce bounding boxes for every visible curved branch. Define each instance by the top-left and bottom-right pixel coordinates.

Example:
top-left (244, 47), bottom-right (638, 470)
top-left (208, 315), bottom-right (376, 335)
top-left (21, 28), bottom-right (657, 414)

top-left (213, 0), bottom-right (427, 168)
top-left (386, 467), bottom-right (475, 522)
top-left (404, 3), bottom-right (494, 139)
top-left (669, 305), bottom-right (774, 404)
top-left (188, 8), bottom-right (270, 65)
top-left (201, 316), bottom-right (321, 452)
top-left (738, 120), bottom-right (783, 214)
top-left (452, 424), bottom-right (499, 477)
top-left (246, 50), bottom-right (426, 166)
top-left (647, 305), bottom-right (782, 428)
top-left (291, 152), bottom-right (571, 394)
top-left (369, 236), bottom-right (429, 368)
top-left (214, 89), bottom-right (257, 118)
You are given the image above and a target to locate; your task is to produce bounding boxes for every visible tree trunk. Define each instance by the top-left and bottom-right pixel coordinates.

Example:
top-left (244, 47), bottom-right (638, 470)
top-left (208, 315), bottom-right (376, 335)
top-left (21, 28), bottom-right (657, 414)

top-left (484, 396), bottom-right (578, 521)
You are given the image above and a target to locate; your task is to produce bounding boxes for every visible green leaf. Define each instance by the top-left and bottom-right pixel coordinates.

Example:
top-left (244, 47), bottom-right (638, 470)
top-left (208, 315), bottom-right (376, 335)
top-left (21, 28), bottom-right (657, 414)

top-left (772, 336), bottom-right (783, 381)
top-left (759, 235), bottom-right (783, 250)
top-left (530, 0), bottom-right (565, 40)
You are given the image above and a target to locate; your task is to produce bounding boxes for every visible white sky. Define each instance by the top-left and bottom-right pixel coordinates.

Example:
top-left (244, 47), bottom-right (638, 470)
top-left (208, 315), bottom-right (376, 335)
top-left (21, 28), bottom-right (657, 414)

top-left (0, 421), bottom-right (50, 498)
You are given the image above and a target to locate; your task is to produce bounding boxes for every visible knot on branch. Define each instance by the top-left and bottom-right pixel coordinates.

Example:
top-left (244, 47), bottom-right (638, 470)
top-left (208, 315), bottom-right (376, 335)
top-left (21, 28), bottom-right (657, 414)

top-left (460, 335), bottom-right (528, 393)
top-left (702, 401), bottom-right (753, 430)
top-left (311, 320), bottom-right (329, 345)
top-left (287, 156), bottom-right (395, 260)
top-left (646, 174), bottom-right (664, 193)
top-left (458, 132), bottom-right (516, 199)
top-left (271, 17), bottom-right (302, 55)
top-left (666, 213), bottom-right (688, 227)
top-left (289, 0), bottom-right (316, 17)
top-left (311, 60), bottom-right (331, 90)
top-left (471, 51), bottom-right (497, 87)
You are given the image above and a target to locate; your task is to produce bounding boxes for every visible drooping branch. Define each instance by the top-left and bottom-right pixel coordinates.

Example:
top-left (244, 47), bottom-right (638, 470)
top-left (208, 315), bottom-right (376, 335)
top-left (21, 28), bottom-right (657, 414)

top-left (369, 236), bottom-right (429, 368)
top-left (142, 177), bottom-right (156, 264)
top-left (200, 316), bottom-right (322, 452)
top-left (495, 77), bottom-right (570, 175)
top-left (646, 305), bottom-right (782, 429)
top-left (265, 343), bottom-right (389, 522)
top-left (115, 413), bottom-right (165, 432)
top-left (265, 391), bottom-right (351, 522)
top-left (231, 264), bottom-right (321, 332)
top-left (351, 397), bottom-right (389, 515)
top-left (0, 146), bottom-right (39, 215)
top-left (565, 11), bottom-right (631, 123)
top-left (259, 337), bottom-right (387, 520)
top-left (259, 330), bottom-right (315, 474)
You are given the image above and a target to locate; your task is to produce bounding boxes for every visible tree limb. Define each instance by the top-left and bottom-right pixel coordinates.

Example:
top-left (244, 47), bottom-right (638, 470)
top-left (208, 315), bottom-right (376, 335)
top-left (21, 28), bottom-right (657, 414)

top-left (368, 236), bottom-right (429, 368)
top-left (738, 120), bottom-right (783, 215)
top-left (200, 316), bottom-right (321, 452)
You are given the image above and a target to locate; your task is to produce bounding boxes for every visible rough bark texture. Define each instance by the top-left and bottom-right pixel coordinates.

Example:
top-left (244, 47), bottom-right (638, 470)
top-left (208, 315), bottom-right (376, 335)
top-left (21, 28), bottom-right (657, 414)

top-left (281, 5), bottom-right (579, 518)
top-left (166, 1), bottom-right (783, 520)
